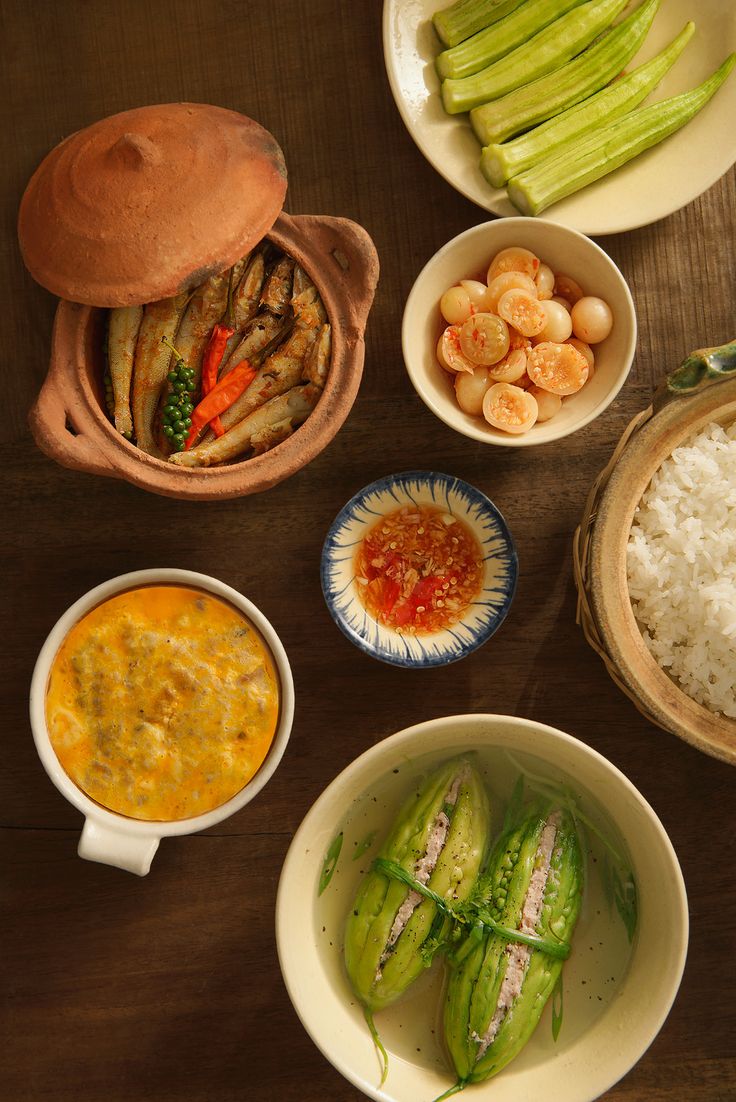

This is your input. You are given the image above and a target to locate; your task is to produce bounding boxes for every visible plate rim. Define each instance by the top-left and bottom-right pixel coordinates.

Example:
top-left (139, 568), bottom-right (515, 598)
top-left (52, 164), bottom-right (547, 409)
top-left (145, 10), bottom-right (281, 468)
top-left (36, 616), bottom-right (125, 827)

top-left (381, 0), bottom-right (736, 235)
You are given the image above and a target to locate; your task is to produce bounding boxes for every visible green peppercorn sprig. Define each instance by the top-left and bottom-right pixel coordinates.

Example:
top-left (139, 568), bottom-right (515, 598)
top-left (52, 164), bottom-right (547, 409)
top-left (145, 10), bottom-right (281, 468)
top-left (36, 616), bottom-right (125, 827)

top-left (160, 336), bottom-right (198, 452)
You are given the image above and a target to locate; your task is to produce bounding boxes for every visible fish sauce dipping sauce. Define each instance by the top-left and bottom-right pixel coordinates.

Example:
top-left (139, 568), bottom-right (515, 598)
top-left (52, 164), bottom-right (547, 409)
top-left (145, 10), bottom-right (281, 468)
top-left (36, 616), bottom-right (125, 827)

top-left (321, 472), bottom-right (518, 668)
top-left (354, 503), bottom-right (484, 634)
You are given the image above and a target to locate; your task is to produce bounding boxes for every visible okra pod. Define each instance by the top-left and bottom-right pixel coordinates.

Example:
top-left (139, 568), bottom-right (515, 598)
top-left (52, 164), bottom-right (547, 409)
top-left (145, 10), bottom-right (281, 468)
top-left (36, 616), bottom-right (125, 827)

top-left (443, 803), bottom-right (583, 1086)
top-left (345, 758), bottom-right (491, 1013)
top-left (481, 20), bottom-right (695, 188)
top-left (508, 53), bottom-right (736, 217)
top-left (470, 0), bottom-right (660, 147)
top-left (436, 0), bottom-right (588, 82)
top-left (432, 0), bottom-right (526, 49)
top-left (441, 0), bottom-right (628, 115)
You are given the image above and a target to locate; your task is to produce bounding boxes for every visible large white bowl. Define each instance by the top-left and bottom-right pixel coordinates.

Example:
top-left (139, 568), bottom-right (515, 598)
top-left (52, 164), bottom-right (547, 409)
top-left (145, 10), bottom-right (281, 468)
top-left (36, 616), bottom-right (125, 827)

top-left (403, 218), bottom-right (637, 447)
top-left (276, 714), bottom-right (688, 1102)
top-left (29, 568), bottom-right (295, 875)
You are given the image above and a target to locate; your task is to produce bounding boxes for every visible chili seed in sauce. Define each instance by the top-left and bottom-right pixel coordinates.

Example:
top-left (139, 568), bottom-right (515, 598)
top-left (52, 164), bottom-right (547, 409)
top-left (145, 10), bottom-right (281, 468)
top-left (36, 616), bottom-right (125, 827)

top-left (354, 504), bottom-right (483, 634)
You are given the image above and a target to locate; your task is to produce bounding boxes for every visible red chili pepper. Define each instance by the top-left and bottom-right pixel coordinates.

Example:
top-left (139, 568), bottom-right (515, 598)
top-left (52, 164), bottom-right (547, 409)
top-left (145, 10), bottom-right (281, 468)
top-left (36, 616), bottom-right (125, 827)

top-left (201, 322), bottom-right (235, 437)
top-left (392, 575), bottom-right (447, 627)
top-left (381, 579), bottom-right (401, 614)
top-left (184, 360), bottom-right (257, 450)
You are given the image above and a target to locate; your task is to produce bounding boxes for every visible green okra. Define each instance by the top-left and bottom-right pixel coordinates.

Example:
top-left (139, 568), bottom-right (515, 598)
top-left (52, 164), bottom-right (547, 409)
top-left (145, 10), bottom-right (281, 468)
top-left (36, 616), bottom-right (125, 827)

top-left (480, 19), bottom-right (695, 188)
top-left (441, 0), bottom-right (628, 115)
top-left (443, 802), bottom-right (583, 1087)
top-left (508, 52), bottom-right (736, 216)
top-left (470, 0), bottom-right (660, 147)
top-left (436, 0), bottom-right (588, 81)
top-left (432, 0), bottom-right (526, 49)
top-left (344, 758), bottom-right (491, 1015)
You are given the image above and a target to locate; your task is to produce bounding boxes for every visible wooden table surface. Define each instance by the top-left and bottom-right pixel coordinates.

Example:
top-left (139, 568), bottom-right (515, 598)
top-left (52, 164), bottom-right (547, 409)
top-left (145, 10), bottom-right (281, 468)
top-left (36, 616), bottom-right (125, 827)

top-left (2, 2), bottom-right (735, 1100)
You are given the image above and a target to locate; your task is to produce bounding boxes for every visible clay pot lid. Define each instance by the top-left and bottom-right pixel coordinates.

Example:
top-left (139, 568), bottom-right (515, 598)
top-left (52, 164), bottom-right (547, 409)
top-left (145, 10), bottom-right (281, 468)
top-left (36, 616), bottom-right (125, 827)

top-left (18, 102), bottom-right (288, 307)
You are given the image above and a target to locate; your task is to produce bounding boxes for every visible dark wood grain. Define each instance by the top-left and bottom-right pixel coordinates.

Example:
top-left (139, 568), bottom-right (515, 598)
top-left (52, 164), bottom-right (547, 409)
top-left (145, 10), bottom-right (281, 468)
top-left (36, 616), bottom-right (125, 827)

top-left (1, 1), bottom-right (735, 1100)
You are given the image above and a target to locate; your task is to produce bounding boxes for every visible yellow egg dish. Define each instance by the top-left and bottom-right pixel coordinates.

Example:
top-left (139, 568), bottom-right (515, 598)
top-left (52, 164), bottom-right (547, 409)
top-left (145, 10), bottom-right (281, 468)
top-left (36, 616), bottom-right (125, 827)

top-left (45, 585), bottom-right (280, 821)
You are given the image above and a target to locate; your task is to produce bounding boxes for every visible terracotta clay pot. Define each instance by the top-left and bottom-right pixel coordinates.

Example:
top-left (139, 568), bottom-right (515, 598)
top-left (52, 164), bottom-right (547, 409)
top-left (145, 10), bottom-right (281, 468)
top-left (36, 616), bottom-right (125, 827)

top-left (21, 104), bottom-right (379, 499)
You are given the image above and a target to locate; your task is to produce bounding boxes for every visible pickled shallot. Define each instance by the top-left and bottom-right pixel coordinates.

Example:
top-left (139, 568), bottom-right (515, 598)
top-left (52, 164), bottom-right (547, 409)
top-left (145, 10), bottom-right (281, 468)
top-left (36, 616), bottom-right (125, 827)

top-left (571, 296), bottom-right (613, 343)
top-left (459, 313), bottom-right (509, 365)
top-left (527, 342), bottom-right (589, 395)
top-left (354, 504), bottom-right (484, 635)
top-left (434, 242), bottom-right (611, 434)
top-left (483, 383), bottom-right (538, 433)
top-left (438, 326), bottom-right (477, 374)
top-left (538, 300), bottom-right (573, 343)
top-left (496, 289), bottom-right (545, 337)
top-left (455, 367), bottom-right (491, 414)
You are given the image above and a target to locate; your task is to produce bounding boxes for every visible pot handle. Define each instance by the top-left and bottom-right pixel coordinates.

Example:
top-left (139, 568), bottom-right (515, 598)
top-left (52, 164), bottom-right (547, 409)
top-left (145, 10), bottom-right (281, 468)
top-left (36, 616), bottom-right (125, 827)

top-left (653, 338), bottom-right (736, 412)
top-left (78, 818), bottom-right (160, 876)
top-left (306, 215), bottom-right (380, 333)
top-left (29, 372), bottom-right (118, 478)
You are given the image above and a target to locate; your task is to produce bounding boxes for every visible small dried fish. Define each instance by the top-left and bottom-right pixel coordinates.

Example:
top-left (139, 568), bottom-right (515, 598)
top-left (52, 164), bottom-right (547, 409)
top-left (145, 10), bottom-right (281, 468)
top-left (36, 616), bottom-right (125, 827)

top-left (260, 255), bottom-right (294, 315)
top-left (107, 305), bottom-right (143, 437)
top-left (291, 264), bottom-right (313, 301)
top-left (291, 267), bottom-right (327, 330)
top-left (169, 383), bottom-right (321, 468)
top-left (131, 292), bottom-right (190, 457)
top-left (230, 254), bottom-right (247, 288)
top-left (222, 312), bottom-right (285, 376)
top-left (214, 323), bottom-right (316, 436)
top-left (250, 418), bottom-right (295, 456)
top-left (220, 251), bottom-right (266, 367)
top-left (302, 323), bottom-right (331, 388)
top-left (169, 270), bottom-right (231, 388)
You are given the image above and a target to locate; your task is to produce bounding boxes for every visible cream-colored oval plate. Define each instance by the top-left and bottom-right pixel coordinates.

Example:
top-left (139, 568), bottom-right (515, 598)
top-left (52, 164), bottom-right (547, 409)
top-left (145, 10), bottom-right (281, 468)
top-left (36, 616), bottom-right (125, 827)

top-left (590, 377), bottom-right (736, 764)
top-left (383, 0), bottom-right (736, 235)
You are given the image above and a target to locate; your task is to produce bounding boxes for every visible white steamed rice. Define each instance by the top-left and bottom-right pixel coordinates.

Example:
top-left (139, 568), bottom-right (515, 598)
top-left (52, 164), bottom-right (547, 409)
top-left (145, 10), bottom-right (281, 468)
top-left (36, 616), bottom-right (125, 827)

top-left (627, 420), bottom-right (736, 718)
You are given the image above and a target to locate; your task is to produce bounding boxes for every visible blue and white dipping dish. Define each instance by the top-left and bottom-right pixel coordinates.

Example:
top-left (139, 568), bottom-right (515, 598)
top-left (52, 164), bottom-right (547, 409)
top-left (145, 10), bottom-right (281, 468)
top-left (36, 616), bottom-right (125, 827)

top-left (321, 471), bottom-right (517, 667)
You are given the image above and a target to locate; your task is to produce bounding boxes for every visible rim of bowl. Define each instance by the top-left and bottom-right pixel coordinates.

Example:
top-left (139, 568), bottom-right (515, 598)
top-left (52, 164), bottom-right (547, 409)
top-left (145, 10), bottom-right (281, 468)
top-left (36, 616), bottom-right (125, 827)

top-left (276, 712), bottom-right (689, 1102)
top-left (402, 217), bottom-right (637, 447)
top-left (320, 471), bottom-right (518, 668)
top-left (29, 568), bottom-right (295, 836)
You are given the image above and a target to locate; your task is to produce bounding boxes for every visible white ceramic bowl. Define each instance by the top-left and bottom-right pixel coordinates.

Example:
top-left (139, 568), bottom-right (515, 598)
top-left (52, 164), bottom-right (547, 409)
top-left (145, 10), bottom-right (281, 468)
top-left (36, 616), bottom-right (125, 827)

top-left (403, 218), bottom-right (637, 447)
top-left (321, 471), bottom-right (517, 668)
top-left (30, 568), bottom-right (294, 875)
top-left (276, 713), bottom-right (688, 1102)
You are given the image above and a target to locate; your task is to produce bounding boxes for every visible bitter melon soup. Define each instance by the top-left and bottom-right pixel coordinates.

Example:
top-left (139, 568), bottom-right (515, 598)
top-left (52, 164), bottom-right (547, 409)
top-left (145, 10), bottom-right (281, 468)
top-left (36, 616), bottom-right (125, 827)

top-left (316, 748), bottom-right (636, 1092)
top-left (44, 585), bottom-right (280, 821)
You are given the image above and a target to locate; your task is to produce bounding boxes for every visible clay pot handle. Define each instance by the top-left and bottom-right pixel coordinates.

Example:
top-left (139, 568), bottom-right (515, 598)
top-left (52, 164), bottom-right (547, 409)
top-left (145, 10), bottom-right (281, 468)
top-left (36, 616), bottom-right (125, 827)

top-left (302, 215), bottom-right (380, 333)
top-left (29, 372), bottom-right (118, 479)
top-left (653, 338), bottom-right (736, 412)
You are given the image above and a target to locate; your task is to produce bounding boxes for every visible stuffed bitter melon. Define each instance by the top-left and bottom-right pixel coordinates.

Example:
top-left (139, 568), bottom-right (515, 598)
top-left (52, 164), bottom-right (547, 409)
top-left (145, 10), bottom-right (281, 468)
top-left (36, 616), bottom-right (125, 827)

top-left (345, 758), bottom-right (491, 1014)
top-left (443, 802), bottom-right (583, 1089)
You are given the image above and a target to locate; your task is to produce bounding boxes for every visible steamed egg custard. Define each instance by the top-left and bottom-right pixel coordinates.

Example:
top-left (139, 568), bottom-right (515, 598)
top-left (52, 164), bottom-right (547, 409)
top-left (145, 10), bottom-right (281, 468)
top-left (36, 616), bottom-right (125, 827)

top-left (45, 586), bottom-right (280, 821)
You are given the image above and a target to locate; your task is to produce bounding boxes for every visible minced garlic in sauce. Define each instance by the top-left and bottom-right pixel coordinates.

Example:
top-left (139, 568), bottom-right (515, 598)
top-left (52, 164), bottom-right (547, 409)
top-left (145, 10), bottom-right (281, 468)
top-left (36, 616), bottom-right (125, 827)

top-left (45, 585), bottom-right (280, 821)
